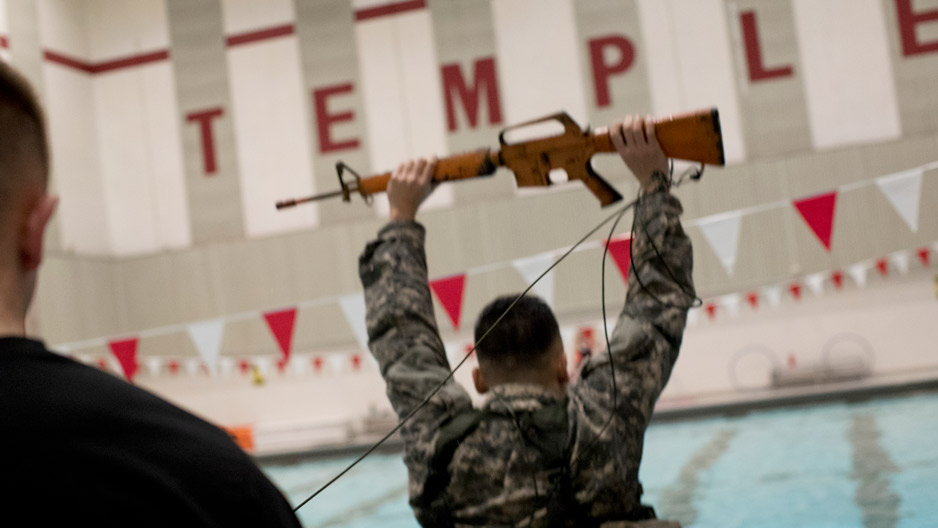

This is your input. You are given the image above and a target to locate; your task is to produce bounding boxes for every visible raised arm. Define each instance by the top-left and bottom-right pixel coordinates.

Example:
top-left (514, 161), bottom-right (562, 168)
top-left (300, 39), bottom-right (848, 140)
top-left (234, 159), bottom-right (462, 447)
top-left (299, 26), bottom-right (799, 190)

top-left (358, 157), bottom-right (473, 497)
top-left (575, 116), bottom-right (695, 426)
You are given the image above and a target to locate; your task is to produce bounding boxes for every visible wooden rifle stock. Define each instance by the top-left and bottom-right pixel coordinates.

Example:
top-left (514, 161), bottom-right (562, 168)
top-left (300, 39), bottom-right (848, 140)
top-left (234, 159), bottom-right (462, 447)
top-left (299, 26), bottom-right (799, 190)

top-left (275, 108), bottom-right (723, 210)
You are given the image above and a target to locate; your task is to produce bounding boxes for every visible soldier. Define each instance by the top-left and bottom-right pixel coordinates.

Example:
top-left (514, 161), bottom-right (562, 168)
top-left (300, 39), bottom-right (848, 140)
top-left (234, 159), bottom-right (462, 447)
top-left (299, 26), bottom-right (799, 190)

top-left (359, 115), bottom-right (694, 527)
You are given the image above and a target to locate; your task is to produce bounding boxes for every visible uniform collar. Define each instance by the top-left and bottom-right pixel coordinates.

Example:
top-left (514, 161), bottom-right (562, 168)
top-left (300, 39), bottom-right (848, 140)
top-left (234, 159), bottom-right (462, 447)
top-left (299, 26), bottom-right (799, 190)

top-left (484, 383), bottom-right (564, 413)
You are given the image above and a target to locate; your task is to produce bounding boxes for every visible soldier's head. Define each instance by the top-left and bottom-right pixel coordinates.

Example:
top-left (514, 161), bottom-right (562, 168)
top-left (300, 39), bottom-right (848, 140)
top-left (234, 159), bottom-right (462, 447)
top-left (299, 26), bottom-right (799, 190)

top-left (0, 62), bottom-right (57, 329)
top-left (471, 294), bottom-right (568, 395)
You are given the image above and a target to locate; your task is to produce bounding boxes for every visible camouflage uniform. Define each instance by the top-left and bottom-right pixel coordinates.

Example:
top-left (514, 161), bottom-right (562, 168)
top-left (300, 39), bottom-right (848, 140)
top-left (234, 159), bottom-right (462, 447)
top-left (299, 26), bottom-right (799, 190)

top-left (359, 181), bottom-right (693, 527)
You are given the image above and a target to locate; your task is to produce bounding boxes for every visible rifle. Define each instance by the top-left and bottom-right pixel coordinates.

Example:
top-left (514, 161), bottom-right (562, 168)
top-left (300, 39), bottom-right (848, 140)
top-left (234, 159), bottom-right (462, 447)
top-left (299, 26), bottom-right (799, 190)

top-left (276, 109), bottom-right (724, 209)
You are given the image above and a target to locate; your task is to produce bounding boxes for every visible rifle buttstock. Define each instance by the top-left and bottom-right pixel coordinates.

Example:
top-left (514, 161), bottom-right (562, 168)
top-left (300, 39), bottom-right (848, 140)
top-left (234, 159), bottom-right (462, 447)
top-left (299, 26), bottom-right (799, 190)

top-left (592, 108), bottom-right (725, 166)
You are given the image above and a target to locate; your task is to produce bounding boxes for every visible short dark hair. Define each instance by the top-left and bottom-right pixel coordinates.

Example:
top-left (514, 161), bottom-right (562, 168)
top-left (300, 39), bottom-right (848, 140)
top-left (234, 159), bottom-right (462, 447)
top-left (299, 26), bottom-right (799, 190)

top-left (473, 294), bottom-right (561, 371)
top-left (0, 61), bottom-right (49, 213)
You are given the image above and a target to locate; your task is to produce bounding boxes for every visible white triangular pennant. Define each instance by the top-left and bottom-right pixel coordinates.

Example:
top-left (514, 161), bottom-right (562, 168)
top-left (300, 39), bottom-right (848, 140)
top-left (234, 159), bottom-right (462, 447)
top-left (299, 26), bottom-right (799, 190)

top-left (185, 358), bottom-right (202, 376)
top-left (876, 169), bottom-right (923, 232)
top-left (721, 294), bottom-right (741, 318)
top-left (889, 251), bottom-right (910, 275)
top-left (559, 325), bottom-right (577, 354)
top-left (144, 357), bottom-right (162, 376)
top-left (293, 355), bottom-right (308, 376)
top-left (254, 356), bottom-right (271, 377)
top-left (218, 357), bottom-right (234, 377)
top-left (512, 253), bottom-right (556, 306)
top-left (328, 353), bottom-right (346, 374)
top-left (686, 307), bottom-right (699, 327)
top-left (763, 286), bottom-right (783, 307)
top-left (187, 319), bottom-right (224, 374)
top-left (805, 273), bottom-right (826, 296)
top-left (697, 212), bottom-right (743, 276)
top-left (848, 262), bottom-right (869, 288)
top-left (340, 294), bottom-right (369, 351)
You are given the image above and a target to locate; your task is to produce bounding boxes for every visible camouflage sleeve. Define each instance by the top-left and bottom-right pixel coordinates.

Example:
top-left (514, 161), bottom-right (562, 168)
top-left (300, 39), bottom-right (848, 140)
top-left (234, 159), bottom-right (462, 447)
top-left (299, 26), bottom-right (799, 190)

top-left (358, 220), bottom-right (474, 501)
top-left (576, 179), bottom-right (694, 426)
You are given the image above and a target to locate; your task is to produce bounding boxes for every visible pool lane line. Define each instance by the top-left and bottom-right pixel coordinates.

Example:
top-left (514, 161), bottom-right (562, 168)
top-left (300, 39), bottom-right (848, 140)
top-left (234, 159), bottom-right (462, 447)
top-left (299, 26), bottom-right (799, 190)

top-left (849, 413), bottom-right (900, 528)
top-left (304, 483), bottom-right (409, 528)
top-left (656, 428), bottom-right (736, 526)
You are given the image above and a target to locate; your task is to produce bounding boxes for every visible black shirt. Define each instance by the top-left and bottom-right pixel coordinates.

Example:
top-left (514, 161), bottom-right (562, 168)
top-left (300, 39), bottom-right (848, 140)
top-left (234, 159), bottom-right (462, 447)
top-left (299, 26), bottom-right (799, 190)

top-left (0, 337), bottom-right (301, 527)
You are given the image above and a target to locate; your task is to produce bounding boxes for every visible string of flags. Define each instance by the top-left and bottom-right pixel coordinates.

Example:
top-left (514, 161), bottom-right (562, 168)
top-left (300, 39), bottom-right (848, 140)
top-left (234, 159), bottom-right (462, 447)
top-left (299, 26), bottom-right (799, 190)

top-left (57, 161), bottom-right (937, 382)
top-left (689, 242), bottom-right (938, 326)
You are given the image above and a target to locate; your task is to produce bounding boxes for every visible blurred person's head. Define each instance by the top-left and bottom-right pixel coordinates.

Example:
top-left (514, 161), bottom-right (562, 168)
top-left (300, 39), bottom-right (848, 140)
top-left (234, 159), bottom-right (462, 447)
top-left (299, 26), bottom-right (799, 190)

top-left (0, 62), bottom-right (57, 334)
top-left (471, 294), bottom-right (568, 396)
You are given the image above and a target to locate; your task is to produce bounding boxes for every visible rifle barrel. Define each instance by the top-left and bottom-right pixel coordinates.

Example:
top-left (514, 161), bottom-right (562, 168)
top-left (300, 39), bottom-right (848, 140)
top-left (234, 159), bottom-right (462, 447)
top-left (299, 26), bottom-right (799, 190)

top-left (275, 189), bottom-right (347, 209)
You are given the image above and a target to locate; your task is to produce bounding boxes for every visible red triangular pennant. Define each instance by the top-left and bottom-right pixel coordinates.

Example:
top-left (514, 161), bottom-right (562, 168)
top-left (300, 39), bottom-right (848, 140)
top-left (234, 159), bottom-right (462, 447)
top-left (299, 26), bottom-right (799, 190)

top-left (831, 271), bottom-right (844, 289)
top-left (605, 236), bottom-right (632, 281)
top-left (238, 360), bottom-right (251, 374)
top-left (263, 308), bottom-right (297, 362)
top-left (876, 259), bottom-right (888, 276)
top-left (789, 283), bottom-right (802, 300)
top-left (705, 303), bottom-right (717, 319)
top-left (917, 248), bottom-right (930, 267)
top-left (793, 191), bottom-right (837, 251)
top-left (429, 274), bottom-right (467, 330)
top-left (313, 356), bottom-right (323, 372)
top-left (168, 360), bottom-right (180, 375)
top-left (351, 354), bottom-right (362, 370)
top-left (108, 338), bottom-right (139, 382)
top-left (746, 292), bottom-right (759, 308)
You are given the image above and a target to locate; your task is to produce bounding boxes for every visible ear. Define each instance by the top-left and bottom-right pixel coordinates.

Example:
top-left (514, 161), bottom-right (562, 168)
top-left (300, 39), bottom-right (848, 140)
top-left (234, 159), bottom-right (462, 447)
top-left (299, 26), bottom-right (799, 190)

top-left (472, 366), bottom-right (489, 394)
top-left (556, 351), bottom-right (569, 387)
top-left (21, 194), bottom-right (58, 271)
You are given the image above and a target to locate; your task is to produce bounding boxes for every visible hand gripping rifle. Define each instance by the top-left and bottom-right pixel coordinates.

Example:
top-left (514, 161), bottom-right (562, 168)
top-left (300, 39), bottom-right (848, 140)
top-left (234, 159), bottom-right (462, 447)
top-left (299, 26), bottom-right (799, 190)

top-left (276, 109), bottom-right (724, 210)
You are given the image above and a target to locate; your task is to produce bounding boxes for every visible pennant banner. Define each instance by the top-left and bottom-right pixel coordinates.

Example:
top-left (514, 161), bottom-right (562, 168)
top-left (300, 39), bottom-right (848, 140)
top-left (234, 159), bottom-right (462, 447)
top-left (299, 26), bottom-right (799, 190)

top-left (339, 294), bottom-right (369, 351)
top-left (763, 286), bottom-right (783, 307)
top-left (698, 212), bottom-right (743, 276)
top-left (876, 168), bottom-right (923, 232)
top-left (263, 308), bottom-right (297, 362)
top-left (606, 236), bottom-right (632, 282)
top-left (187, 319), bottom-right (224, 374)
top-left (185, 358), bottom-right (201, 376)
top-left (793, 191), bottom-right (837, 251)
top-left (108, 338), bottom-right (139, 382)
top-left (721, 294), bottom-right (741, 318)
top-left (831, 271), bottom-right (844, 289)
top-left (889, 251), bottom-right (910, 275)
top-left (429, 274), bottom-right (467, 331)
top-left (848, 262), bottom-right (869, 288)
top-left (746, 292), bottom-right (759, 308)
top-left (805, 273), bottom-right (825, 296)
top-left (144, 357), bottom-right (162, 376)
top-left (219, 357), bottom-right (235, 377)
top-left (686, 307), bottom-right (699, 327)
top-left (918, 248), bottom-right (931, 267)
top-left (512, 253), bottom-right (556, 306)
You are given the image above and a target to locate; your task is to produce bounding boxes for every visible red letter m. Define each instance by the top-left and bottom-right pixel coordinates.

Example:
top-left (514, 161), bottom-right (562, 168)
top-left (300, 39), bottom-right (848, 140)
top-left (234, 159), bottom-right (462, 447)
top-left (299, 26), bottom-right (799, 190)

top-left (441, 57), bottom-right (503, 132)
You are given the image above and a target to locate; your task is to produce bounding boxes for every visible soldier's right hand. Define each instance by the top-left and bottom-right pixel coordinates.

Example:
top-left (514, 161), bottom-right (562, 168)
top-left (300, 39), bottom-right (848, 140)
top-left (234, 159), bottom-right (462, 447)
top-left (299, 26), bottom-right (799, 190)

top-left (388, 156), bottom-right (437, 221)
top-left (610, 115), bottom-right (670, 193)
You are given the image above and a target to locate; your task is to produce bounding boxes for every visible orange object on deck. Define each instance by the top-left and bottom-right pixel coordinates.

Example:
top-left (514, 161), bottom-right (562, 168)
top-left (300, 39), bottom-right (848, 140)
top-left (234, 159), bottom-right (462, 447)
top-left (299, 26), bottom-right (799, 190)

top-left (224, 425), bottom-right (255, 453)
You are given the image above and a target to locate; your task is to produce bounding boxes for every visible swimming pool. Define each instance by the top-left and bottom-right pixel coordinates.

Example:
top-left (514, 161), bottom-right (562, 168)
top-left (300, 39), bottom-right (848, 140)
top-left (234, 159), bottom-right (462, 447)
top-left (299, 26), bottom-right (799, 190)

top-left (262, 391), bottom-right (938, 527)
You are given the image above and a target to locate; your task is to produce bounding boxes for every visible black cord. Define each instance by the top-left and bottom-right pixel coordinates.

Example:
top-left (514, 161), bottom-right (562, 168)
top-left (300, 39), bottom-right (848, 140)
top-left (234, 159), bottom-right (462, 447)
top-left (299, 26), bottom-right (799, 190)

top-left (293, 199), bottom-right (637, 513)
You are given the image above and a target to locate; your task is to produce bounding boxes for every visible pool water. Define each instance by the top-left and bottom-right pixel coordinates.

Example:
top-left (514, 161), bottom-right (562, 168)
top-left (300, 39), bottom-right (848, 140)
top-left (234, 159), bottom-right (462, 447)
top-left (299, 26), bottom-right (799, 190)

top-left (262, 392), bottom-right (938, 528)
